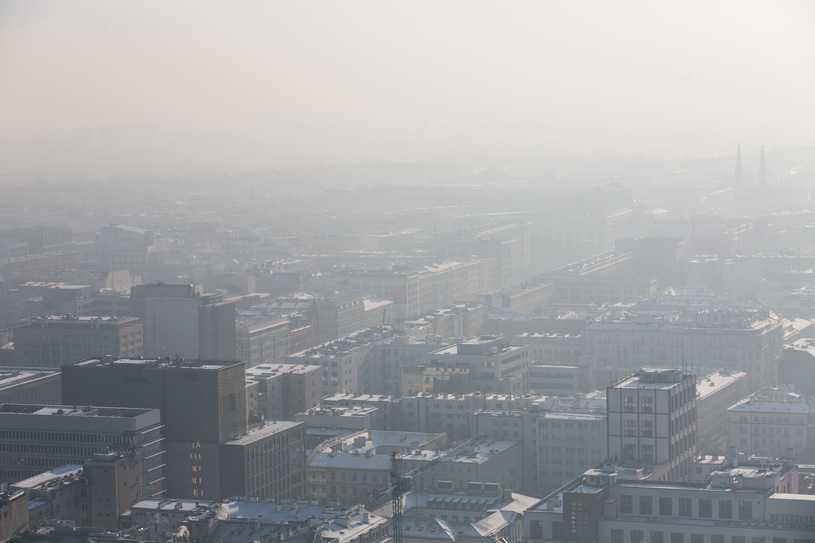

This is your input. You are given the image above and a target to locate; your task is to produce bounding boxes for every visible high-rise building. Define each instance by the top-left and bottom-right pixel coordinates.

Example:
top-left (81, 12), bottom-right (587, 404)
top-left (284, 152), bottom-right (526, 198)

top-left (130, 283), bottom-right (236, 360)
top-left (62, 358), bottom-right (246, 498)
top-left (0, 403), bottom-right (165, 499)
top-left (607, 369), bottom-right (697, 481)
top-left (12, 316), bottom-right (143, 368)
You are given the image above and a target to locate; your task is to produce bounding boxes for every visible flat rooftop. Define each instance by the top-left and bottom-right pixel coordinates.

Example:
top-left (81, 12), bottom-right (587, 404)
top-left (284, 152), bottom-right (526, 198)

top-left (0, 403), bottom-right (155, 418)
top-left (0, 367), bottom-right (60, 392)
top-left (224, 421), bottom-right (303, 446)
top-left (13, 464), bottom-right (83, 490)
top-left (75, 358), bottom-right (243, 371)
top-left (246, 363), bottom-right (320, 379)
top-left (23, 315), bottom-right (140, 325)
top-left (697, 370), bottom-right (748, 400)
top-left (289, 327), bottom-right (394, 358)
top-left (615, 368), bottom-right (687, 390)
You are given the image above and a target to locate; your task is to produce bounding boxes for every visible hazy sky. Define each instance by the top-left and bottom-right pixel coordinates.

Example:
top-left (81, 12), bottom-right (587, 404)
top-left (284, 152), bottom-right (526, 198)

top-left (2, 1), bottom-right (814, 177)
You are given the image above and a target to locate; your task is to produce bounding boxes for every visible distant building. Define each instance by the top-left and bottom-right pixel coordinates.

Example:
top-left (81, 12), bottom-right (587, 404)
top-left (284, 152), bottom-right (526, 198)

top-left (607, 369), bottom-right (697, 481)
top-left (130, 283), bottom-right (236, 360)
top-left (0, 367), bottom-right (61, 404)
top-left (425, 336), bottom-right (529, 395)
top-left (307, 429), bottom-right (446, 505)
top-left (528, 364), bottom-right (580, 395)
top-left (727, 386), bottom-right (815, 462)
top-left (584, 304), bottom-right (783, 388)
top-left (780, 338), bottom-right (815, 396)
top-left (95, 224), bottom-right (151, 274)
top-left (0, 404), bottom-right (165, 500)
top-left (342, 261), bottom-right (483, 322)
top-left (288, 327), bottom-right (395, 395)
top-left (12, 316), bottom-right (143, 368)
top-left (244, 363), bottom-right (322, 423)
top-left (237, 317), bottom-right (289, 367)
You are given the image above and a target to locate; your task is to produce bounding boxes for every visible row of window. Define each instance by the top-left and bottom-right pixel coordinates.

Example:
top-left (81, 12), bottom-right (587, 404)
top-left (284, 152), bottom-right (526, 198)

top-left (619, 494), bottom-right (751, 521)
top-left (611, 529), bottom-right (812, 543)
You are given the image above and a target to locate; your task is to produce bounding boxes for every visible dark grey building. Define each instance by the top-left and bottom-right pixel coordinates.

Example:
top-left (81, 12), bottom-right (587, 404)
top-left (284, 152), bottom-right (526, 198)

top-left (61, 358), bottom-right (246, 498)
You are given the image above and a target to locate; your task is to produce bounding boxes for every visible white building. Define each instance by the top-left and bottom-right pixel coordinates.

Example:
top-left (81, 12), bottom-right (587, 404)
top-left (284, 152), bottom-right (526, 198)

top-left (727, 387), bottom-right (815, 462)
top-left (607, 369), bottom-right (697, 481)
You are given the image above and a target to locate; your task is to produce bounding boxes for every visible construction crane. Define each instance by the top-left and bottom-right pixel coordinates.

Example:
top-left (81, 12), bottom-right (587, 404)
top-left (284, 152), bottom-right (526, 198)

top-left (378, 442), bottom-right (473, 543)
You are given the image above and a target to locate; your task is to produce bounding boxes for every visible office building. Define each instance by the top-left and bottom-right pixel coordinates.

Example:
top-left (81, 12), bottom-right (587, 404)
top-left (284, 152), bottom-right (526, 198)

top-left (95, 225), bottom-right (151, 274)
top-left (0, 404), bottom-right (164, 500)
top-left (537, 403), bottom-right (608, 492)
top-left (402, 439), bottom-right (523, 495)
top-left (288, 327), bottom-right (395, 395)
top-left (237, 317), bottom-right (289, 367)
top-left (607, 369), bottom-right (697, 481)
top-left (583, 305), bottom-right (783, 388)
top-left (525, 459), bottom-right (812, 543)
top-left (780, 338), bottom-right (815, 396)
top-left (130, 283), bottom-right (236, 360)
top-left (399, 392), bottom-right (535, 441)
top-left (425, 336), bottom-right (529, 395)
top-left (515, 332), bottom-right (583, 366)
top-left (0, 368), bottom-right (61, 404)
top-left (528, 364), bottom-right (581, 395)
top-left (695, 370), bottom-right (749, 454)
top-left (402, 485), bottom-right (539, 543)
top-left (12, 316), bottom-right (143, 368)
top-left (727, 386), bottom-right (815, 462)
top-left (62, 358), bottom-right (246, 498)
top-left (307, 430), bottom-right (445, 505)
top-left (342, 261), bottom-right (483, 322)
top-left (220, 421), bottom-right (306, 501)
top-left (245, 363), bottom-right (322, 423)
top-left (126, 499), bottom-right (388, 543)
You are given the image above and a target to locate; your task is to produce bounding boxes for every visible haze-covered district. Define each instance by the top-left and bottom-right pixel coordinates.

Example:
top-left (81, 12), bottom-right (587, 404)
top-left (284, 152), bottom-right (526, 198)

top-left (1, 3), bottom-right (815, 543)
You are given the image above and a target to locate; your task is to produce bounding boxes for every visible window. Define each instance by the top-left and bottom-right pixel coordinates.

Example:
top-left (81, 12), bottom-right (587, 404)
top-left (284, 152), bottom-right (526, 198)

top-left (752, 538), bottom-right (766, 543)
top-left (611, 530), bottom-right (625, 543)
top-left (692, 536), bottom-right (704, 543)
top-left (772, 539), bottom-right (786, 543)
top-left (739, 501), bottom-right (753, 521)
top-left (639, 495), bottom-right (653, 516)
top-left (621, 495), bottom-right (633, 514)
top-left (718, 500), bottom-right (732, 520)
top-left (732, 537), bottom-right (745, 543)
top-left (659, 497), bottom-right (672, 516)
top-left (651, 532), bottom-right (665, 543)
top-left (678, 497), bottom-right (692, 517)
top-left (671, 534), bottom-right (684, 543)
top-left (711, 536), bottom-right (724, 543)
top-left (698, 499), bottom-right (712, 519)
top-left (631, 531), bottom-right (644, 543)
